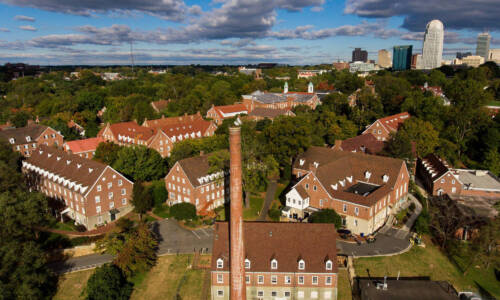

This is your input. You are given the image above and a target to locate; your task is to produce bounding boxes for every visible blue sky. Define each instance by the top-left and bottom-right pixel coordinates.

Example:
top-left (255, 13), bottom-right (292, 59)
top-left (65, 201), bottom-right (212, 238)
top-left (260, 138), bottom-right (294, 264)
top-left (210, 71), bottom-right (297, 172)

top-left (0, 0), bottom-right (498, 65)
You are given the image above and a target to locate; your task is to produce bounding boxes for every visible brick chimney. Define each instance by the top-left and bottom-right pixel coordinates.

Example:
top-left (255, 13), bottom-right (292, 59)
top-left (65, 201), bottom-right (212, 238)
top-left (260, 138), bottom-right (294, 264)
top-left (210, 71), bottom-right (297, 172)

top-left (229, 127), bottom-right (246, 300)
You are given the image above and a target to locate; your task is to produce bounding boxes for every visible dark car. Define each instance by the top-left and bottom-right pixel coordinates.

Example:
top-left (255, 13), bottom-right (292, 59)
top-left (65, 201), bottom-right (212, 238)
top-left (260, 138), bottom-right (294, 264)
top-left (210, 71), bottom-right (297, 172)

top-left (337, 229), bottom-right (352, 239)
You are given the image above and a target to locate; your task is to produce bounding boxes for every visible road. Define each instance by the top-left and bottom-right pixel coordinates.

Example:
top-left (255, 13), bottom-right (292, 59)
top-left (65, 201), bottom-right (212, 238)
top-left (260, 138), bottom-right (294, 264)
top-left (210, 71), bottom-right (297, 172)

top-left (49, 219), bottom-right (214, 274)
top-left (258, 180), bottom-right (277, 221)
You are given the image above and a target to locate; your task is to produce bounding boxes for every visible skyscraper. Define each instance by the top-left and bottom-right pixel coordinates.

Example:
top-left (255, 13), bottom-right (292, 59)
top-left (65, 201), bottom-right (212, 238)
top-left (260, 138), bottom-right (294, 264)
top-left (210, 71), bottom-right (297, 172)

top-left (422, 20), bottom-right (444, 69)
top-left (393, 45), bottom-right (413, 71)
top-left (352, 48), bottom-right (368, 62)
top-left (378, 49), bottom-right (391, 68)
top-left (476, 33), bottom-right (491, 59)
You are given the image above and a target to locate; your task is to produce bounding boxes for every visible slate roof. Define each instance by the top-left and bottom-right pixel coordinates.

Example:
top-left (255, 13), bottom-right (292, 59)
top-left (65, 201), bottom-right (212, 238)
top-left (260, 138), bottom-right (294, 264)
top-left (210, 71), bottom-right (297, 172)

top-left (420, 154), bottom-right (450, 181)
top-left (176, 151), bottom-right (227, 188)
top-left (211, 222), bottom-right (337, 273)
top-left (64, 137), bottom-right (104, 154)
top-left (142, 113), bottom-right (203, 129)
top-left (101, 121), bottom-right (155, 142)
top-left (0, 124), bottom-right (51, 145)
top-left (377, 112), bottom-right (410, 132)
top-left (248, 107), bottom-right (295, 118)
top-left (247, 91), bottom-right (316, 104)
top-left (25, 144), bottom-right (108, 190)
top-left (357, 278), bottom-right (459, 300)
top-left (159, 119), bottom-right (213, 139)
top-left (338, 133), bottom-right (385, 154)
top-left (213, 104), bottom-right (248, 118)
top-left (293, 147), bottom-right (406, 206)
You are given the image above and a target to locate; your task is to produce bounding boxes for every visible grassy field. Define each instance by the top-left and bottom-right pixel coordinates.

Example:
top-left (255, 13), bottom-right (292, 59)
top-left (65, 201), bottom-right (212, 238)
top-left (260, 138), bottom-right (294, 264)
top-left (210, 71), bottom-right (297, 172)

top-left (54, 255), bottom-right (209, 300)
top-left (354, 236), bottom-right (500, 298)
top-left (242, 196), bottom-right (264, 221)
top-left (337, 269), bottom-right (352, 300)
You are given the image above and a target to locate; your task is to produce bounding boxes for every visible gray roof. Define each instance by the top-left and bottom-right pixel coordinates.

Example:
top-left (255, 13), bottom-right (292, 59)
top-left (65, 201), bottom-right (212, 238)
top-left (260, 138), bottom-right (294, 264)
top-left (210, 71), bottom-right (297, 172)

top-left (0, 124), bottom-right (49, 146)
top-left (247, 91), bottom-right (316, 104)
top-left (357, 278), bottom-right (459, 300)
top-left (455, 169), bottom-right (500, 191)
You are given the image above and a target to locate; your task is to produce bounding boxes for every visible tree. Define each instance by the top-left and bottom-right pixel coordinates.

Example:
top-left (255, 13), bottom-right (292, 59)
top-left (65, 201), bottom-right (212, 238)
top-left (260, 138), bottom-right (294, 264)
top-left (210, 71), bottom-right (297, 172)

top-left (149, 180), bottom-right (168, 208)
top-left (131, 181), bottom-right (153, 220)
top-left (170, 203), bottom-right (197, 220)
top-left (10, 111), bottom-right (30, 128)
top-left (309, 209), bottom-right (342, 229)
top-left (93, 142), bottom-right (121, 165)
top-left (84, 264), bottom-right (132, 300)
top-left (113, 146), bottom-right (167, 181)
top-left (387, 118), bottom-right (439, 158)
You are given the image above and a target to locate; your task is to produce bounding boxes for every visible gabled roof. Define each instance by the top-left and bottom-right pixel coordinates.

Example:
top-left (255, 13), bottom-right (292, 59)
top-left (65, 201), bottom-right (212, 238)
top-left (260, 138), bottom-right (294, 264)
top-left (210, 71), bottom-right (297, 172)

top-left (0, 124), bottom-right (53, 145)
top-left (159, 119), bottom-right (213, 140)
top-left (100, 121), bottom-right (155, 142)
top-left (212, 104), bottom-right (248, 117)
top-left (293, 147), bottom-right (406, 206)
top-left (175, 152), bottom-right (227, 188)
top-left (64, 137), bottom-right (104, 154)
top-left (24, 144), bottom-right (109, 191)
top-left (211, 222), bottom-right (337, 273)
top-left (142, 112), bottom-right (203, 129)
top-left (337, 133), bottom-right (385, 154)
top-left (248, 107), bottom-right (295, 119)
top-left (420, 153), bottom-right (450, 181)
top-left (377, 112), bottom-right (410, 132)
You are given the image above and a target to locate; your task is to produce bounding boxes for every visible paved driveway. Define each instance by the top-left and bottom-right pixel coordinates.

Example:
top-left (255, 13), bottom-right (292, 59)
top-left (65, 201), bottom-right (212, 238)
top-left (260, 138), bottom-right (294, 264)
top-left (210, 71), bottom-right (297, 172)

top-left (49, 219), bottom-right (214, 274)
top-left (337, 228), bottom-right (411, 257)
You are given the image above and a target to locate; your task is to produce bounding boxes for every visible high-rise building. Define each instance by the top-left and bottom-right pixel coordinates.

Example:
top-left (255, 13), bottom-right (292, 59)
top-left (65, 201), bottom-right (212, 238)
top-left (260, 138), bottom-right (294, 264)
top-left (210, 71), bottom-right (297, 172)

top-left (489, 49), bottom-right (500, 63)
top-left (422, 20), bottom-right (444, 69)
top-left (352, 48), bottom-right (368, 62)
top-left (378, 49), bottom-right (391, 68)
top-left (476, 33), bottom-right (491, 59)
top-left (411, 54), bottom-right (422, 69)
top-left (393, 45), bottom-right (413, 71)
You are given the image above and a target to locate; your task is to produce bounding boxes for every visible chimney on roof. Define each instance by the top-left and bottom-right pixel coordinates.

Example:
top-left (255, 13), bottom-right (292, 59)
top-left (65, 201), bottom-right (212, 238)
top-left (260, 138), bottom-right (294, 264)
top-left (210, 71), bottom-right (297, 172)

top-left (334, 140), bottom-right (342, 150)
top-left (229, 127), bottom-right (246, 300)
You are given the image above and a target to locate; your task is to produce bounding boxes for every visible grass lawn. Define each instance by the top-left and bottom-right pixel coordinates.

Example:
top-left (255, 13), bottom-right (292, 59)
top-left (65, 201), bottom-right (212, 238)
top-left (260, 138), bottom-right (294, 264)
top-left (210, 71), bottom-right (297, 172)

top-left (54, 255), bottom-right (208, 300)
top-left (152, 204), bottom-right (170, 218)
top-left (354, 236), bottom-right (499, 298)
top-left (53, 221), bottom-right (80, 232)
top-left (487, 100), bottom-right (500, 107)
top-left (337, 269), bottom-right (352, 300)
top-left (53, 269), bottom-right (93, 300)
top-left (243, 196), bottom-right (264, 221)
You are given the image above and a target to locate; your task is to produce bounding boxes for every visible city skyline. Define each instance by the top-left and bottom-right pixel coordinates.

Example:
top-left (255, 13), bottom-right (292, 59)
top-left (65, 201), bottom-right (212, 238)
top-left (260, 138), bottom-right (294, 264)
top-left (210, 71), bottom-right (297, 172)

top-left (0, 0), bottom-right (499, 65)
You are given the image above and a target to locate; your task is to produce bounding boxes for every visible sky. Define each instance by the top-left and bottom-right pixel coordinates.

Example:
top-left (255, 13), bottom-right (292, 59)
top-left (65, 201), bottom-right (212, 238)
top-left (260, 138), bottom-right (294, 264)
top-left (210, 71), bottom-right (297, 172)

top-left (0, 0), bottom-right (499, 65)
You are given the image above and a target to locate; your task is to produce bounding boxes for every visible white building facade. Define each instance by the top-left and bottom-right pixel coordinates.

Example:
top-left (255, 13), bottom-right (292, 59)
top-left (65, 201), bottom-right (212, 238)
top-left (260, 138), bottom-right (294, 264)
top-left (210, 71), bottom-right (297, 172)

top-left (422, 20), bottom-right (444, 69)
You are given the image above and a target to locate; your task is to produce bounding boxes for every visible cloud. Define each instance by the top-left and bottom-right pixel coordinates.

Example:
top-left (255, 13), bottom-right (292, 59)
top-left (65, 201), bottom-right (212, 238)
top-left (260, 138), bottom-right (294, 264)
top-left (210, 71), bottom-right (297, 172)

top-left (2, 0), bottom-right (190, 21)
top-left (0, 28), bottom-right (10, 32)
top-left (14, 15), bottom-right (35, 22)
top-left (310, 6), bottom-right (323, 12)
top-left (19, 25), bottom-right (37, 31)
top-left (220, 38), bottom-right (256, 47)
top-left (344, 0), bottom-right (500, 32)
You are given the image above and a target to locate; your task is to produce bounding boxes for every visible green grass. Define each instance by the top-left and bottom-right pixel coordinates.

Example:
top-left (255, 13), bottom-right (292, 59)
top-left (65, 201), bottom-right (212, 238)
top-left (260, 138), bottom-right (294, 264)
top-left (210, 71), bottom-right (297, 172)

top-left (53, 269), bottom-right (94, 300)
top-left (487, 100), bottom-right (500, 107)
top-left (152, 205), bottom-right (170, 218)
top-left (451, 255), bottom-right (500, 298)
top-left (337, 269), bottom-right (352, 300)
top-left (243, 196), bottom-right (265, 220)
top-left (354, 236), bottom-right (500, 298)
top-left (52, 221), bottom-right (80, 232)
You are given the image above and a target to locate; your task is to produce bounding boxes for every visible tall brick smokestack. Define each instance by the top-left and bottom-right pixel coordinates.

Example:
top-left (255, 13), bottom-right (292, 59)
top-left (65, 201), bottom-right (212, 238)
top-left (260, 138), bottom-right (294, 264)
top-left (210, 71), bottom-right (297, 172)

top-left (229, 127), bottom-right (246, 299)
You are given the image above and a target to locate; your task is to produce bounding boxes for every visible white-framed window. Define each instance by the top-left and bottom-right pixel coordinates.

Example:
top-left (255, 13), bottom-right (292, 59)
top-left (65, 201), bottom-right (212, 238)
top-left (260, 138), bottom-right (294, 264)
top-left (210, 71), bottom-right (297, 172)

top-left (311, 291), bottom-right (318, 299)
top-left (355, 220), bottom-right (358, 226)
top-left (95, 196), bottom-right (100, 203)
top-left (217, 290), bottom-right (224, 297)
top-left (122, 198), bottom-right (127, 205)
top-left (271, 291), bottom-right (277, 297)
top-left (305, 183), bottom-right (309, 189)
top-left (257, 291), bottom-right (264, 297)
top-left (343, 204), bottom-right (347, 212)
top-left (121, 188), bottom-right (126, 195)
top-left (452, 187), bottom-right (456, 193)
top-left (319, 199), bottom-right (323, 207)
top-left (313, 185), bottom-right (317, 191)
top-left (96, 206), bottom-right (101, 213)
top-left (246, 275), bottom-right (250, 284)
top-left (108, 192), bottom-right (113, 199)
top-left (452, 179), bottom-right (455, 184)
top-left (118, 179), bottom-right (123, 186)
top-left (271, 259), bottom-right (278, 269)
top-left (326, 276), bottom-right (332, 285)
top-left (285, 291), bottom-right (291, 297)
top-left (97, 216), bottom-right (103, 224)
top-left (355, 207), bottom-right (359, 216)
top-left (298, 276), bottom-right (304, 284)
top-left (107, 182), bottom-right (112, 189)
top-left (441, 178), bottom-right (445, 183)
top-left (245, 259), bottom-right (251, 269)
top-left (285, 276), bottom-right (291, 284)
top-left (312, 276), bottom-right (318, 285)
top-left (298, 291), bottom-right (304, 299)
top-left (298, 259), bottom-right (305, 270)
top-left (258, 275), bottom-right (264, 284)
top-left (216, 258), bottom-right (223, 268)
top-left (97, 185), bottom-right (102, 192)
top-left (109, 201), bottom-right (114, 209)
top-left (217, 274), bottom-right (223, 283)
top-left (326, 260), bottom-right (332, 270)
top-left (271, 275), bottom-right (277, 284)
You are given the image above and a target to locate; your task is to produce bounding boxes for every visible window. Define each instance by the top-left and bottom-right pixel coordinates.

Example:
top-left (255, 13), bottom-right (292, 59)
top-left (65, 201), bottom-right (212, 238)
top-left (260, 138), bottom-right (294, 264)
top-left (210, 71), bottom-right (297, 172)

top-left (324, 291), bottom-right (332, 299)
top-left (313, 185), bottom-right (317, 191)
top-left (121, 188), bottom-right (126, 195)
top-left (285, 276), bottom-right (291, 284)
top-left (246, 275), bottom-right (250, 284)
top-left (271, 275), bottom-right (277, 284)
top-left (108, 192), bottom-right (113, 199)
top-left (97, 185), bottom-right (102, 192)
top-left (319, 199), bottom-right (323, 207)
top-left (122, 198), bottom-right (127, 205)
top-left (271, 291), bottom-right (277, 297)
top-left (245, 259), bottom-right (251, 269)
top-left (258, 275), bottom-right (264, 284)
top-left (118, 179), bottom-right (123, 186)
top-left (217, 274), bottom-right (223, 283)
top-left (257, 291), bottom-right (264, 297)
top-left (305, 183), bottom-right (309, 189)
top-left (95, 196), bottom-right (100, 203)
top-left (452, 187), bottom-right (456, 193)
top-left (355, 220), bottom-right (358, 226)
top-left (452, 179), bottom-right (455, 184)
top-left (217, 290), bottom-right (223, 297)
top-left (107, 182), bottom-right (112, 189)
top-left (97, 216), bottom-right (103, 224)
top-left (216, 258), bottom-right (223, 269)
top-left (298, 260), bottom-right (305, 270)
top-left (326, 276), bottom-right (332, 285)
top-left (298, 291), bottom-right (304, 299)
top-left (441, 178), bottom-right (445, 183)
top-left (355, 207), bottom-right (359, 216)
top-left (311, 291), bottom-right (318, 299)
top-left (343, 204), bottom-right (347, 212)
top-left (96, 206), bottom-right (101, 213)
top-left (109, 201), bottom-right (114, 209)
top-left (271, 259), bottom-right (278, 269)
top-left (298, 276), bottom-right (304, 284)
top-left (312, 276), bottom-right (318, 284)
top-left (326, 260), bottom-right (332, 270)
top-left (285, 291), bottom-right (291, 297)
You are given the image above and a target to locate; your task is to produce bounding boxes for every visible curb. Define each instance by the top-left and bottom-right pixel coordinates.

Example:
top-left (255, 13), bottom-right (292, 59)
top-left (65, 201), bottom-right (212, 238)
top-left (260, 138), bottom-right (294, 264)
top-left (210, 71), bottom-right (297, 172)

top-left (350, 240), bottom-right (413, 258)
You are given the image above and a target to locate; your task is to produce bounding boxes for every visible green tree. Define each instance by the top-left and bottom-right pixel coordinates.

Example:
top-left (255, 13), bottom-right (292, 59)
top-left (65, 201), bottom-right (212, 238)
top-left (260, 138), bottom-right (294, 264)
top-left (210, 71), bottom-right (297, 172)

top-left (113, 146), bottom-right (167, 181)
top-left (10, 111), bottom-right (30, 128)
top-left (170, 203), bottom-right (197, 220)
top-left (84, 264), bottom-right (132, 300)
top-left (93, 142), bottom-right (121, 165)
top-left (131, 181), bottom-right (153, 220)
top-left (309, 209), bottom-right (342, 229)
top-left (484, 148), bottom-right (500, 176)
top-left (387, 118), bottom-right (439, 158)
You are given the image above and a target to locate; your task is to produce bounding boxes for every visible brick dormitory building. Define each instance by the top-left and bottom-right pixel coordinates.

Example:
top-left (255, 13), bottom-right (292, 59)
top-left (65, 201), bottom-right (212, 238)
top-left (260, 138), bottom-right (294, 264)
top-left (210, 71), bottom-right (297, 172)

top-left (211, 127), bottom-right (338, 300)
top-left (98, 112), bottom-right (217, 158)
top-left (0, 123), bottom-right (63, 156)
top-left (22, 145), bottom-right (134, 229)
top-left (284, 147), bottom-right (409, 236)
top-left (362, 112), bottom-right (410, 141)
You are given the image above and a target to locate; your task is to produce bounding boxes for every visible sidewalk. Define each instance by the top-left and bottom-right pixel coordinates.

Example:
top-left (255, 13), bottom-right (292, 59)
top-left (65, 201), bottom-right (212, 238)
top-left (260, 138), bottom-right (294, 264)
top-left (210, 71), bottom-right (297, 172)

top-left (401, 194), bottom-right (422, 232)
top-left (258, 180), bottom-right (277, 221)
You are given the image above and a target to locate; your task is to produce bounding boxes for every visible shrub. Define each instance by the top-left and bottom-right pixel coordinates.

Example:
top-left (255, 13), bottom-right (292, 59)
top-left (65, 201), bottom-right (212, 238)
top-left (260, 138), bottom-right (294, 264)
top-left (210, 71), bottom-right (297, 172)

top-left (309, 209), bottom-right (342, 229)
top-left (268, 208), bottom-right (281, 221)
top-left (149, 180), bottom-right (168, 208)
top-left (84, 264), bottom-right (132, 300)
top-left (170, 203), bottom-right (197, 221)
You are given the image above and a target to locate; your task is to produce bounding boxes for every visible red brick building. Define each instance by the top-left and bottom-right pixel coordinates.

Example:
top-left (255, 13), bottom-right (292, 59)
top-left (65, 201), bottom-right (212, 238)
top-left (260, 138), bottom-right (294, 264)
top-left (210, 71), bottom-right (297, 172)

top-left (286, 147), bottom-right (409, 236)
top-left (64, 137), bottom-right (104, 159)
top-left (362, 112), bottom-right (410, 141)
top-left (164, 153), bottom-right (228, 214)
top-left (0, 124), bottom-right (63, 156)
top-left (206, 103), bottom-right (248, 125)
top-left (211, 222), bottom-right (338, 299)
top-left (22, 145), bottom-right (134, 229)
top-left (332, 133), bottom-right (384, 155)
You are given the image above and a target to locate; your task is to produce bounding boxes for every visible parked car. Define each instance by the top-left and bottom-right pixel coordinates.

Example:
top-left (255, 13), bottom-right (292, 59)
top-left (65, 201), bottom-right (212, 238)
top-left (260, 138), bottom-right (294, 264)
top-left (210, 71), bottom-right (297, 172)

top-left (366, 235), bottom-right (376, 243)
top-left (337, 229), bottom-right (352, 239)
